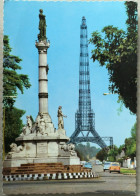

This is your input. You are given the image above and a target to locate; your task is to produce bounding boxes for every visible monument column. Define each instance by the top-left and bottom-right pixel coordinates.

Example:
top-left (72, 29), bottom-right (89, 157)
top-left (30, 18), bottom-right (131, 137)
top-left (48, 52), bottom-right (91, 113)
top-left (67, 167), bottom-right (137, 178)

top-left (35, 9), bottom-right (50, 114)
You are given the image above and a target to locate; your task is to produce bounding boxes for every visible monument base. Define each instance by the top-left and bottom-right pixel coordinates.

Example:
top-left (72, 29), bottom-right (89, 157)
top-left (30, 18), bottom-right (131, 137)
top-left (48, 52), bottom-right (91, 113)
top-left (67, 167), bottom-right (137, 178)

top-left (4, 156), bottom-right (80, 168)
top-left (3, 129), bottom-right (80, 168)
top-left (3, 162), bottom-right (98, 181)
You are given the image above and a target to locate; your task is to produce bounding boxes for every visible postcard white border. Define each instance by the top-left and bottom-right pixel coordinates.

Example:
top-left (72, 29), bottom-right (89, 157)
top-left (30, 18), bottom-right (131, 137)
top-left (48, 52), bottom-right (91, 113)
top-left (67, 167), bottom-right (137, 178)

top-left (0, 0), bottom-right (139, 195)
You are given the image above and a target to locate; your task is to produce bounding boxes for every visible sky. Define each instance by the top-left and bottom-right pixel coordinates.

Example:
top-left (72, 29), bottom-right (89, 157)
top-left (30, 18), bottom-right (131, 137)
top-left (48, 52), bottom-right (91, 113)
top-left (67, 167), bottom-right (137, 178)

top-left (4, 1), bottom-right (136, 148)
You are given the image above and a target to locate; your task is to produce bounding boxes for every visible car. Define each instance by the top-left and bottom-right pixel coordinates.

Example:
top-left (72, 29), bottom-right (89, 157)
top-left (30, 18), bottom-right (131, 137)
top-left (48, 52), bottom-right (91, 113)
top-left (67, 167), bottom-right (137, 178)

top-left (109, 162), bottom-right (120, 173)
top-left (96, 160), bottom-right (102, 165)
top-left (83, 162), bottom-right (92, 169)
top-left (103, 162), bottom-right (111, 172)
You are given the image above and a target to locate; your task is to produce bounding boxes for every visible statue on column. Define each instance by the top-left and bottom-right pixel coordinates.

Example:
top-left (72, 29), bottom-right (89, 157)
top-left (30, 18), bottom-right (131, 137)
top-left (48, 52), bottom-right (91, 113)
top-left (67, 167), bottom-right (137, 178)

top-left (57, 106), bottom-right (67, 130)
top-left (38, 9), bottom-right (47, 41)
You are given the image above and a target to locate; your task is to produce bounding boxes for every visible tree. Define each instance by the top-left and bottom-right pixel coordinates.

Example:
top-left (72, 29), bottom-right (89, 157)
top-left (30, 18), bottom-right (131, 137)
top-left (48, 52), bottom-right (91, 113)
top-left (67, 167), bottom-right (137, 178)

top-left (75, 143), bottom-right (100, 161)
top-left (125, 137), bottom-right (136, 159)
top-left (131, 122), bottom-right (136, 140)
top-left (4, 107), bottom-right (25, 153)
top-left (89, 2), bottom-right (137, 114)
top-left (118, 144), bottom-right (125, 154)
top-left (108, 145), bottom-right (119, 162)
top-left (3, 35), bottom-right (31, 108)
top-left (3, 35), bottom-right (31, 152)
top-left (124, 122), bottom-right (136, 159)
top-left (96, 148), bottom-right (108, 162)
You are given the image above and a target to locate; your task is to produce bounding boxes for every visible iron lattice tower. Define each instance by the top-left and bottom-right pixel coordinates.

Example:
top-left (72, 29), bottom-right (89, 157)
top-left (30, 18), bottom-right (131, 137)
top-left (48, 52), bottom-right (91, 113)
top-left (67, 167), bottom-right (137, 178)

top-left (70, 17), bottom-right (113, 149)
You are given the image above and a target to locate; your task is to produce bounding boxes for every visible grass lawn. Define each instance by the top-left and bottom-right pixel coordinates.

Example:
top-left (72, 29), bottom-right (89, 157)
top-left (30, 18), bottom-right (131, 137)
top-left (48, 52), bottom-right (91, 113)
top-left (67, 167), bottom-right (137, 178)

top-left (120, 168), bottom-right (136, 174)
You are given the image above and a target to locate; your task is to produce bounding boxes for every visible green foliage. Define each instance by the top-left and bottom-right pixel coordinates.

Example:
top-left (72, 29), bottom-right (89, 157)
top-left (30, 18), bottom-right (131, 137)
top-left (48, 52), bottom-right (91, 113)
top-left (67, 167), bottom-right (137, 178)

top-left (118, 158), bottom-right (123, 166)
top-left (96, 122), bottom-right (137, 162)
top-left (3, 35), bottom-right (31, 108)
top-left (89, 2), bottom-right (137, 114)
top-left (4, 107), bottom-right (25, 153)
top-left (96, 122), bottom-right (136, 162)
top-left (118, 144), bottom-right (125, 154)
top-left (108, 145), bottom-right (119, 162)
top-left (3, 35), bottom-right (31, 152)
top-left (107, 156), bottom-right (115, 162)
top-left (131, 122), bottom-right (136, 140)
top-left (124, 122), bottom-right (136, 159)
top-left (75, 143), bottom-right (100, 161)
top-left (96, 148), bottom-right (108, 162)
top-left (125, 138), bottom-right (136, 159)
top-left (120, 168), bottom-right (136, 174)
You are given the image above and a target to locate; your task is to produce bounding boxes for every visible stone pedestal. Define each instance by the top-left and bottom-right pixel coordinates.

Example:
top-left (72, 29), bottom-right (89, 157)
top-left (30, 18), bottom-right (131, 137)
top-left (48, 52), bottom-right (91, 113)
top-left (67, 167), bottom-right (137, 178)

top-left (4, 135), bottom-right (80, 168)
top-left (4, 113), bottom-right (80, 168)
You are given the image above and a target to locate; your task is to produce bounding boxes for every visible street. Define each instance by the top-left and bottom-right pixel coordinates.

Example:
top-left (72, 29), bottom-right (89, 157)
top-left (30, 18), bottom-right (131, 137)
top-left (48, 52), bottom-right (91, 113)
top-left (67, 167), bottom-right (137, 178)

top-left (3, 171), bottom-right (136, 196)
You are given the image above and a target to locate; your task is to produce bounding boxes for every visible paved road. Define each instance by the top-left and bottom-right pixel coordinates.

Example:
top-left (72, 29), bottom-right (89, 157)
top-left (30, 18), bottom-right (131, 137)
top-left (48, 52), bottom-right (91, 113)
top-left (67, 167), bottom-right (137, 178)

top-left (3, 171), bottom-right (136, 196)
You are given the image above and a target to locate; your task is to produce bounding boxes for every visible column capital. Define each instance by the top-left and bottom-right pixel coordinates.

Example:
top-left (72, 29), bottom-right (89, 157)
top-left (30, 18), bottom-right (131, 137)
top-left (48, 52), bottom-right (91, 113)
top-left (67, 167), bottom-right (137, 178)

top-left (35, 40), bottom-right (50, 52)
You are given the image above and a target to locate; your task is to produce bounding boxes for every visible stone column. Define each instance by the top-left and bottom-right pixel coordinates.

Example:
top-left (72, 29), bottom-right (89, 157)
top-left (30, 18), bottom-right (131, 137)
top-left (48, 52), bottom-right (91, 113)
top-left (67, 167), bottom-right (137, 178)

top-left (35, 40), bottom-right (50, 113)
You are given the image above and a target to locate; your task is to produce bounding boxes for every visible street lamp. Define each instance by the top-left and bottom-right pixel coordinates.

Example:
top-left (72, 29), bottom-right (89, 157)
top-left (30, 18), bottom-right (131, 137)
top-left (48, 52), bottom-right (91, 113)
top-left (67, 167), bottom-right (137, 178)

top-left (103, 93), bottom-right (112, 96)
top-left (3, 96), bottom-right (17, 160)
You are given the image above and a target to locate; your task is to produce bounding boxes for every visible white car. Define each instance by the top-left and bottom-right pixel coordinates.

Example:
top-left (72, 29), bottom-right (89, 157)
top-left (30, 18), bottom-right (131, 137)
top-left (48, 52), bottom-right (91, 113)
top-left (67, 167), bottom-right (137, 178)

top-left (96, 160), bottom-right (102, 165)
top-left (103, 162), bottom-right (111, 171)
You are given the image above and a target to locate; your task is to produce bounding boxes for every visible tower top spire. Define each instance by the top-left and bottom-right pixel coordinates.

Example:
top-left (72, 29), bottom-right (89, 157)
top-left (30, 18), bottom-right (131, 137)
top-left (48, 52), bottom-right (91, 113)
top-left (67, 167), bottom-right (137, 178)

top-left (81, 16), bottom-right (87, 27)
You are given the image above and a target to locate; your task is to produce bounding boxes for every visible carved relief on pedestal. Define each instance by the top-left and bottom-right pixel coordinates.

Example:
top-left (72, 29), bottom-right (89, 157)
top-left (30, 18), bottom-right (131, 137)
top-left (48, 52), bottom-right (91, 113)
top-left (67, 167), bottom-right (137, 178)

top-left (59, 143), bottom-right (77, 157)
top-left (7, 143), bottom-right (24, 159)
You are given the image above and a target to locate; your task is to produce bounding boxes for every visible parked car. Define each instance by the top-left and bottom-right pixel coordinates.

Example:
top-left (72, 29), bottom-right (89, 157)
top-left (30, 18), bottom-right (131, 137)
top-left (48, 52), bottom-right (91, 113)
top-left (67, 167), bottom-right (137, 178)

top-left (109, 162), bottom-right (120, 173)
top-left (103, 162), bottom-right (111, 172)
top-left (83, 162), bottom-right (92, 169)
top-left (96, 160), bottom-right (102, 165)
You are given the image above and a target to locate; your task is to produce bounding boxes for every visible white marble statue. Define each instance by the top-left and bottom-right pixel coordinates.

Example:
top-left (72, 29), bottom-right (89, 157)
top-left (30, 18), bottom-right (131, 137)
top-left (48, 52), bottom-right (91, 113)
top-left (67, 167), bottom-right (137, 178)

top-left (10, 143), bottom-right (24, 153)
top-left (27, 115), bottom-right (32, 129)
top-left (6, 143), bottom-right (24, 159)
top-left (36, 113), bottom-right (48, 135)
top-left (61, 143), bottom-right (77, 156)
top-left (20, 116), bottom-right (33, 136)
top-left (57, 106), bottom-right (67, 129)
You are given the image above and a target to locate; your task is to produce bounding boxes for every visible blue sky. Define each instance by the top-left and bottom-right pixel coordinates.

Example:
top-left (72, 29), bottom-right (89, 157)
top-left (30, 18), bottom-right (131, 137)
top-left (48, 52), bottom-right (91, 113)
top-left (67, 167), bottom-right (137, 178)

top-left (4, 1), bottom-right (136, 148)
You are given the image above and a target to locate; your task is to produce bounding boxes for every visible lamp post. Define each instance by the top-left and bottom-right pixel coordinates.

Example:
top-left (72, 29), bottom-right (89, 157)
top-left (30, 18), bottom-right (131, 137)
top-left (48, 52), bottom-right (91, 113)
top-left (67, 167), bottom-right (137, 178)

top-left (103, 93), bottom-right (112, 96)
top-left (3, 96), bottom-right (17, 160)
top-left (103, 92), bottom-right (118, 96)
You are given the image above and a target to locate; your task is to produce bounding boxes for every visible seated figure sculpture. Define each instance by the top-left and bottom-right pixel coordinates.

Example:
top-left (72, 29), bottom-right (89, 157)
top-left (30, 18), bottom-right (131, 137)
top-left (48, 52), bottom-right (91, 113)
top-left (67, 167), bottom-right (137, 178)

top-left (36, 113), bottom-right (47, 135)
top-left (20, 116), bottom-right (32, 136)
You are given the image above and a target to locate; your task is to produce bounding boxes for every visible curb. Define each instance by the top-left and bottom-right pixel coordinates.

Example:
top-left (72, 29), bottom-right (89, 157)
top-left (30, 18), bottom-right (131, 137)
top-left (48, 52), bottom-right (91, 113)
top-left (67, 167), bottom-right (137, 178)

top-left (122, 173), bottom-right (136, 175)
top-left (3, 172), bottom-right (99, 181)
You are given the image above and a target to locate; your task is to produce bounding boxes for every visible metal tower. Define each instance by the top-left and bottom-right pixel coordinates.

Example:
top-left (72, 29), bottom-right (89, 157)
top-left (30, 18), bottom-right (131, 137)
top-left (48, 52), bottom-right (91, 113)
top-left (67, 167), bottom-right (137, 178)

top-left (70, 17), bottom-right (113, 149)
